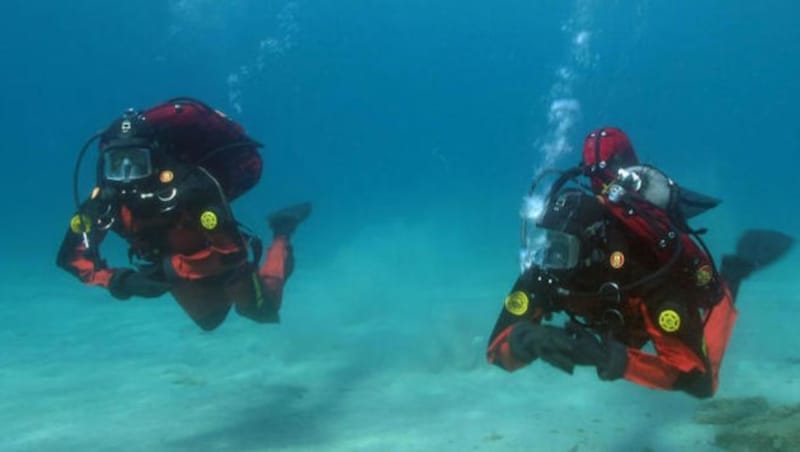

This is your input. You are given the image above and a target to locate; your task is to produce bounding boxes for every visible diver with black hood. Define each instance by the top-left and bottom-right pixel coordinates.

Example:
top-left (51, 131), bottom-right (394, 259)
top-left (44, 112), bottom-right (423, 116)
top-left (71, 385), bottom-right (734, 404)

top-left (57, 98), bottom-right (311, 331)
top-left (487, 127), bottom-right (793, 398)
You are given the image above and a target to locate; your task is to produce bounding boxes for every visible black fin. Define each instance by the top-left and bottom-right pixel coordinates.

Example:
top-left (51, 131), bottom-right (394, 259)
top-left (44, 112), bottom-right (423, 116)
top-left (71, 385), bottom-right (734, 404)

top-left (721, 229), bottom-right (794, 301)
top-left (677, 187), bottom-right (721, 219)
top-left (735, 229), bottom-right (794, 269)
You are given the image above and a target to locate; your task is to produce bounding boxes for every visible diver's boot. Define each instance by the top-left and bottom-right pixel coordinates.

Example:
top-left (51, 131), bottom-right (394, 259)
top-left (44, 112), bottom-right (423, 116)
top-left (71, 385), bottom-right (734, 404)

top-left (721, 229), bottom-right (794, 301)
top-left (267, 202), bottom-right (312, 238)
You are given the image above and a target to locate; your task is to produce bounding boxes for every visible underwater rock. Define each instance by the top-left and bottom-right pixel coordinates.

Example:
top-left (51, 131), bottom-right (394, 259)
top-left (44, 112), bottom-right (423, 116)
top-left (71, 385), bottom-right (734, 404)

top-left (694, 396), bottom-right (770, 425)
top-left (714, 404), bottom-right (800, 452)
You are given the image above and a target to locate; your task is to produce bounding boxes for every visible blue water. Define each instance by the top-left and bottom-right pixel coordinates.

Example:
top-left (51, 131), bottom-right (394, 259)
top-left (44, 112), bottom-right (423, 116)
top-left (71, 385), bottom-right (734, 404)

top-left (1, 1), bottom-right (798, 451)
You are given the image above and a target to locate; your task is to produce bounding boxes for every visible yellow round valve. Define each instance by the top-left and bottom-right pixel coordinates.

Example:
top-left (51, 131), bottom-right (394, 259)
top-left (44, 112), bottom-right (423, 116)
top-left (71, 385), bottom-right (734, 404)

top-left (696, 264), bottom-right (713, 286)
top-left (200, 210), bottom-right (219, 230)
top-left (504, 291), bottom-right (530, 316)
top-left (658, 309), bottom-right (681, 333)
top-left (70, 214), bottom-right (92, 234)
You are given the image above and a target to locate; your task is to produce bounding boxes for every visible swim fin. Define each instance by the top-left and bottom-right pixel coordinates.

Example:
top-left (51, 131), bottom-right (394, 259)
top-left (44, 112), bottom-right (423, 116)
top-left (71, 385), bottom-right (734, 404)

top-left (268, 202), bottom-right (312, 238)
top-left (721, 229), bottom-right (794, 300)
top-left (676, 186), bottom-right (721, 220)
top-left (735, 229), bottom-right (794, 268)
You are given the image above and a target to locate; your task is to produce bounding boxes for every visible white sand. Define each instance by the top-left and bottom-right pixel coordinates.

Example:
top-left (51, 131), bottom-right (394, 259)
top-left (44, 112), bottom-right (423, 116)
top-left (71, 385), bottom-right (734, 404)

top-left (1, 226), bottom-right (796, 452)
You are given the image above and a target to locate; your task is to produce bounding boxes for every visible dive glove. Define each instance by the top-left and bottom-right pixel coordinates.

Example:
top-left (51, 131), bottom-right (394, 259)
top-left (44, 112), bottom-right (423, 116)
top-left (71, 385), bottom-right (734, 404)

top-left (565, 321), bottom-right (628, 381)
top-left (509, 322), bottom-right (578, 374)
top-left (509, 321), bottom-right (628, 380)
top-left (109, 269), bottom-right (171, 300)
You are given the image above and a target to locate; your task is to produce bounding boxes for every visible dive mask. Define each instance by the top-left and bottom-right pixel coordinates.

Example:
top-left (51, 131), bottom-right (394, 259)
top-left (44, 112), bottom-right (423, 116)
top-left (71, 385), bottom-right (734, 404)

top-left (102, 147), bottom-right (153, 183)
top-left (521, 221), bottom-right (582, 272)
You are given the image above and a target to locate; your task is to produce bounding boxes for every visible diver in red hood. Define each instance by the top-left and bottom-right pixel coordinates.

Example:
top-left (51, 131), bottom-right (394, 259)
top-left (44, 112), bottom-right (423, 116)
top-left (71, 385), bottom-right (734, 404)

top-left (57, 98), bottom-right (311, 330)
top-left (487, 126), bottom-right (793, 398)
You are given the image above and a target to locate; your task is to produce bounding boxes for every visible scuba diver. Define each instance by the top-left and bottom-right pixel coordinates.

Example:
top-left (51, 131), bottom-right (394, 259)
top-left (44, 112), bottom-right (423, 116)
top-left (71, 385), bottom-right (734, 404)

top-left (487, 127), bottom-right (793, 398)
top-left (57, 98), bottom-right (311, 331)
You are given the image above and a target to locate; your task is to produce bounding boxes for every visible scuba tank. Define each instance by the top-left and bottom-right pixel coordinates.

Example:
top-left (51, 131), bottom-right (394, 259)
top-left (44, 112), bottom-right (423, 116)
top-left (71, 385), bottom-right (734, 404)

top-left (609, 164), bottom-right (720, 231)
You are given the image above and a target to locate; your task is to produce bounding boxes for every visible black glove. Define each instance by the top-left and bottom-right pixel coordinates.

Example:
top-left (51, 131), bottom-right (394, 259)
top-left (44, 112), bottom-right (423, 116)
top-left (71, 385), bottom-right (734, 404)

top-left (565, 321), bottom-right (628, 381)
top-left (109, 269), bottom-right (171, 300)
top-left (510, 321), bottom-right (629, 380)
top-left (509, 322), bottom-right (578, 374)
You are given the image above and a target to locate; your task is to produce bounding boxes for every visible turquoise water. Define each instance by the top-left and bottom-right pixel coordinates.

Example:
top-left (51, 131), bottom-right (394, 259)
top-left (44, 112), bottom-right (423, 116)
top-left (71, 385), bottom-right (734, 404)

top-left (1, 1), bottom-right (798, 450)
